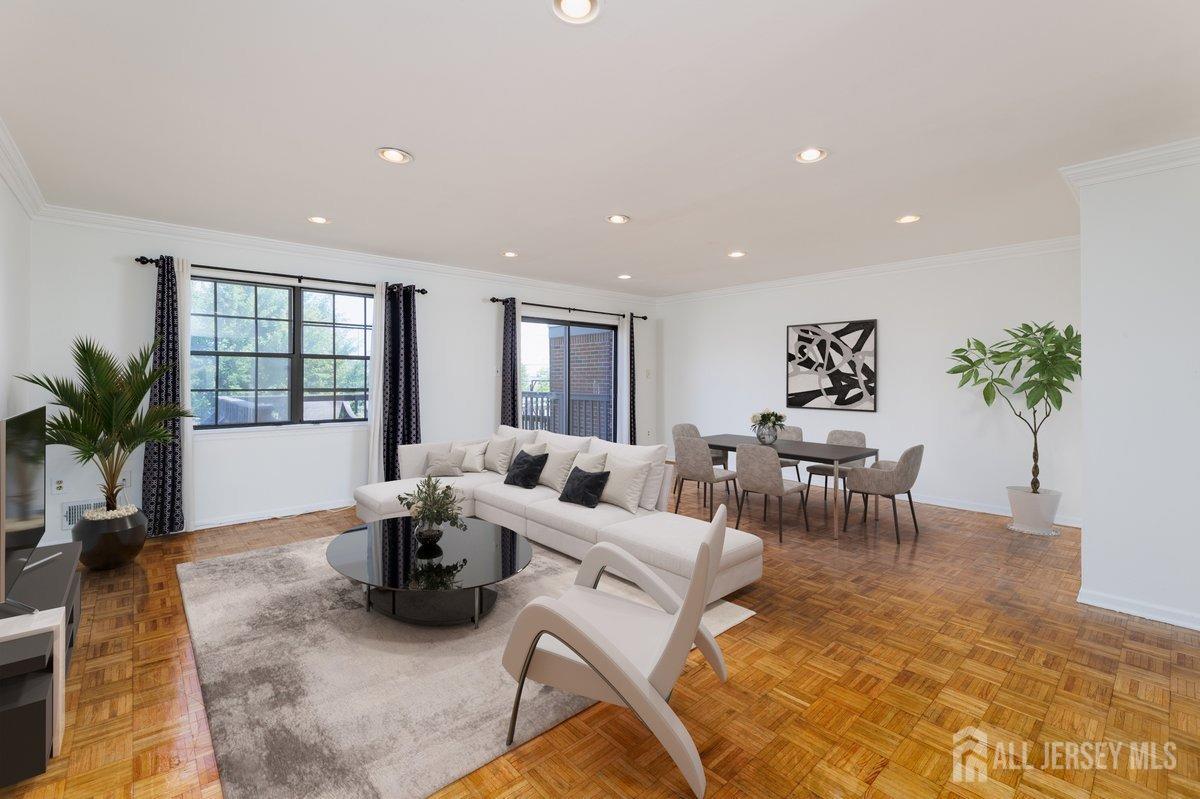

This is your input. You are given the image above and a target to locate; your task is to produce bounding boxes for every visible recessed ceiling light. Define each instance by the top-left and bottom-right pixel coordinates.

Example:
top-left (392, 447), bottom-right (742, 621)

top-left (307, 216), bottom-right (330, 225)
top-left (617, 274), bottom-right (632, 280)
top-left (377, 147), bottom-right (413, 164)
top-left (502, 251), bottom-right (518, 258)
top-left (794, 147), bottom-right (828, 163)
top-left (728, 250), bottom-right (747, 258)
top-left (606, 214), bottom-right (630, 224)
top-left (895, 214), bottom-right (921, 224)
top-left (553, 0), bottom-right (599, 24)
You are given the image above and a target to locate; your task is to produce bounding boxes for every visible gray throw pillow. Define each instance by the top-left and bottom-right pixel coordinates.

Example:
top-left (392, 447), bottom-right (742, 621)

top-left (483, 436), bottom-right (516, 473)
top-left (425, 449), bottom-right (465, 477)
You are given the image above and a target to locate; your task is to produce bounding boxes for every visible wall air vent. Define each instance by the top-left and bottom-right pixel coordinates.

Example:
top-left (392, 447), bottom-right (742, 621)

top-left (62, 499), bottom-right (106, 531)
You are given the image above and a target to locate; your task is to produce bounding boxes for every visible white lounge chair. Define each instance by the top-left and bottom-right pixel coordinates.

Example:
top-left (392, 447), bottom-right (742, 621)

top-left (501, 505), bottom-right (730, 798)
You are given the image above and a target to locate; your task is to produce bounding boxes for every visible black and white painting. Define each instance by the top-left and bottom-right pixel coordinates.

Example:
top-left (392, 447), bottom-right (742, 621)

top-left (786, 320), bottom-right (877, 411)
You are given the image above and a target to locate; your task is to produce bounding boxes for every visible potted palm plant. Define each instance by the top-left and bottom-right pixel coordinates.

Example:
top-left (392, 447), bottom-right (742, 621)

top-left (19, 338), bottom-right (192, 569)
top-left (948, 322), bottom-right (1082, 536)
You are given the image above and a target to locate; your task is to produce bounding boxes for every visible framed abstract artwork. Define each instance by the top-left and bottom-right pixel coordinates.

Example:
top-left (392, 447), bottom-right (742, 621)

top-left (786, 319), bottom-right (877, 411)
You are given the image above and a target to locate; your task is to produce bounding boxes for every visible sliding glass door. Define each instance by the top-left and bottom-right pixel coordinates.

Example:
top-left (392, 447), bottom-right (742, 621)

top-left (519, 318), bottom-right (617, 441)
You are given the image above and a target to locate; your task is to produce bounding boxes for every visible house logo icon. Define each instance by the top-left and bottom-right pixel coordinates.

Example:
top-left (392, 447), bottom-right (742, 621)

top-left (953, 726), bottom-right (989, 783)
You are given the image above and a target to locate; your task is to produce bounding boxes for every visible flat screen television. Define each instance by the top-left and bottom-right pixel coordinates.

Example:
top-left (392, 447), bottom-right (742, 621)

top-left (1, 406), bottom-right (46, 605)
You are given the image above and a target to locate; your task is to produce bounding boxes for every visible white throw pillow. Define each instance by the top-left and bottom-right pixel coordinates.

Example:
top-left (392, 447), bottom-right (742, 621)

top-left (537, 446), bottom-right (579, 492)
top-left (517, 442), bottom-right (549, 458)
top-left (533, 429), bottom-right (593, 453)
top-left (425, 449), bottom-right (465, 477)
top-left (573, 451), bottom-right (607, 473)
top-left (496, 425), bottom-right (538, 446)
top-left (483, 436), bottom-right (516, 473)
top-left (587, 440), bottom-right (668, 510)
top-left (453, 440), bottom-right (488, 473)
top-left (599, 456), bottom-right (651, 514)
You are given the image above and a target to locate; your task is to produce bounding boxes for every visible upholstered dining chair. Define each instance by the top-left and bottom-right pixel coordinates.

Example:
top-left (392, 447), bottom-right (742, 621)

top-left (734, 444), bottom-right (809, 542)
top-left (673, 437), bottom-right (738, 520)
top-left (843, 445), bottom-right (924, 543)
top-left (806, 429), bottom-right (867, 512)
top-left (776, 425), bottom-right (804, 480)
top-left (502, 506), bottom-right (731, 799)
top-left (672, 422), bottom-right (728, 496)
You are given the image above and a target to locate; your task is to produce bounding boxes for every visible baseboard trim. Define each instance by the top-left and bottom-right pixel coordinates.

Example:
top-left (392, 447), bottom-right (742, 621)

top-left (1076, 588), bottom-right (1200, 632)
top-left (909, 491), bottom-right (1082, 529)
top-left (191, 499), bottom-right (354, 531)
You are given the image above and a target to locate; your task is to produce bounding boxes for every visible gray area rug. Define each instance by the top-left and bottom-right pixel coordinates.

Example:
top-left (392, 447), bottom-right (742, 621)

top-left (177, 535), bottom-right (754, 799)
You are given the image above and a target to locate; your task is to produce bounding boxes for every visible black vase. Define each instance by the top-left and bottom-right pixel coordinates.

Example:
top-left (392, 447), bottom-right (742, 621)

top-left (72, 509), bottom-right (148, 570)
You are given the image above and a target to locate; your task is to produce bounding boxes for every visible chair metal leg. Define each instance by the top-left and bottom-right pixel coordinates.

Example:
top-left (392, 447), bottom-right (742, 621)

top-left (777, 496), bottom-right (783, 543)
top-left (823, 475), bottom-right (829, 511)
top-left (891, 496), bottom-right (900, 543)
top-left (708, 485), bottom-right (715, 522)
top-left (807, 473), bottom-right (814, 505)
top-left (800, 490), bottom-right (810, 532)
top-left (735, 491), bottom-right (746, 528)
top-left (795, 464), bottom-right (802, 482)
top-left (907, 491), bottom-right (920, 537)
top-left (674, 481), bottom-right (684, 513)
top-left (862, 492), bottom-right (869, 523)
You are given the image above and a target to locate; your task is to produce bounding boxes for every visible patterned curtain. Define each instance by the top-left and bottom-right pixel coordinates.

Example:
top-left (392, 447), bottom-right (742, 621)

top-left (500, 297), bottom-right (518, 427)
top-left (382, 284), bottom-right (421, 481)
top-left (629, 312), bottom-right (637, 444)
top-left (142, 255), bottom-right (185, 537)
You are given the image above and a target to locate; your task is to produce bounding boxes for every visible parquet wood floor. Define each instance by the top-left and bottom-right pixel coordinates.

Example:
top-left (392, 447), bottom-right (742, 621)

top-left (3, 487), bottom-right (1197, 799)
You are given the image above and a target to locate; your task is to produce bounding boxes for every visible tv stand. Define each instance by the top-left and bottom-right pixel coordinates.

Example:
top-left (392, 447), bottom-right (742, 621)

top-left (0, 542), bottom-right (82, 787)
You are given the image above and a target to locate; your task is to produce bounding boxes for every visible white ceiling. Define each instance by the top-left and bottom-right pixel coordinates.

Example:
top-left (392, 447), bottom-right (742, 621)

top-left (1, 1), bottom-right (1198, 296)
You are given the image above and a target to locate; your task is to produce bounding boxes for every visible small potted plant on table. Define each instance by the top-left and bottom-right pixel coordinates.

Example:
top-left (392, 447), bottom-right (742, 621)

top-left (399, 475), bottom-right (469, 545)
top-left (948, 322), bottom-right (1082, 536)
top-left (20, 338), bottom-right (192, 569)
top-left (751, 409), bottom-right (786, 445)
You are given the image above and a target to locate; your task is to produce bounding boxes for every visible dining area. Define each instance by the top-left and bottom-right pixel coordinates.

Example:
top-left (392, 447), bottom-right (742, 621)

top-left (671, 418), bottom-right (924, 545)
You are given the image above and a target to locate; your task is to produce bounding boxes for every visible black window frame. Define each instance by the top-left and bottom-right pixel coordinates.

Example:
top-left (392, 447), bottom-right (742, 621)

top-left (520, 316), bottom-right (618, 442)
top-left (188, 276), bottom-right (373, 430)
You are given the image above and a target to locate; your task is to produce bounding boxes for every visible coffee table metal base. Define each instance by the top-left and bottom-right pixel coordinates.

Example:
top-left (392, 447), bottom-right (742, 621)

top-left (364, 585), bottom-right (496, 628)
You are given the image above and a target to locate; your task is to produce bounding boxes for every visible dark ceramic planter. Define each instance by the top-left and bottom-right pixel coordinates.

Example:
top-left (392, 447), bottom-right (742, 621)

top-left (72, 510), bottom-right (148, 570)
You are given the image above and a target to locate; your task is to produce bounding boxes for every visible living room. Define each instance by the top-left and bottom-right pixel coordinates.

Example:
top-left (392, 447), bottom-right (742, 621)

top-left (0, 2), bottom-right (1197, 797)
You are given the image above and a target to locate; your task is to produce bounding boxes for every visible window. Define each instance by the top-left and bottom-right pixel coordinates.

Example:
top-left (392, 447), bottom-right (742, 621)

top-left (189, 277), bottom-right (372, 428)
top-left (519, 318), bottom-right (616, 441)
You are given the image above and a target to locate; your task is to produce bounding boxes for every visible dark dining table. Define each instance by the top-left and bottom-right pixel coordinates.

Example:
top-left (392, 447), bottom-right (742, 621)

top-left (701, 434), bottom-right (880, 539)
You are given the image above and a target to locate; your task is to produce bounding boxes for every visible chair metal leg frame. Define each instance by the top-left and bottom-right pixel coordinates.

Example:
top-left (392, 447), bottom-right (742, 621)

top-left (907, 491), bottom-right (920, 537)
top-left (735, 490), bottom-right (747, 527)
top-left (823, 475), bottom-right (829, 511)
top-left (777, 496), bottom-right (783, 543)
top-left (794, 464), bottom-right (802, 482)
top-left (674, 481), bottom-right (685, 513)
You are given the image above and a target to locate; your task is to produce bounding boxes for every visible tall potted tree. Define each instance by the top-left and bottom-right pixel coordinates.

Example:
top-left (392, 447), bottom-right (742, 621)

top-left (948, 322), bottom-right (1082, 536)
top-left (20, 338), bottom-right (192, 569)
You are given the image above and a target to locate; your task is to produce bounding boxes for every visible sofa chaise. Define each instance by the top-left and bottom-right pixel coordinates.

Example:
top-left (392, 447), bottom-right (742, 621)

top-left (354, 426), bottom-right (763, 601)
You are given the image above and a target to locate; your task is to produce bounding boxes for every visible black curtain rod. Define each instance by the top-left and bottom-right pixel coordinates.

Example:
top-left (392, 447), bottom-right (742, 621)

top-left (134, 257), bottom-right (428, 293)
top-left (631, 313), bottom-right (648, 320)
top-left (489, 297), bottom-right (643, 320)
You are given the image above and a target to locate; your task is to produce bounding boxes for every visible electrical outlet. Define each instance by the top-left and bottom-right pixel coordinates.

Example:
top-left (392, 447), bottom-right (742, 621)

top-left (52, 479), bottom-right (66, 495)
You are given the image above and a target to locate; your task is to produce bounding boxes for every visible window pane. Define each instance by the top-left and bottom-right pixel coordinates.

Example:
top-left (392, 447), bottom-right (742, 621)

top-left (217, 317), bottom-right (255, 352)
top-left (190, 355), bottom-right (216, 389)
top-left (519, 320), bottom-right (565, 434)
top-left (256, 391), bottom-right (290, 423)
top-left (216, 282), bottom-right (255, 317)
top-left (257, 357), bottom-right (289, 390)
top-left (302, 290), bottom-right (333, 322)
top-left (304, 358), bottom-right (334, 389)
top-left (336, 393), bottom-right (367, 420)
top-left (217, 392), bottom-right (255, 425)
top-left (336, 359), bottom-right (366, 389)
top-left (256, 286), bottom-right (290, 319)
top-left (191, 280), bottom-right (215, 314)
top-left (303, 392), bottom-right (335, 420)
top-left (190, 315), bottom-right (215, 351)
top-left (335, 294), bottom-right (365, 325)
top-left (335, 327), bottom-right (365, 356)
top-left (567, 324), bottom-right (616, 440)
top-left (365, 299), bottom-right (374, 326)
top-left (191, 391), bottom-right (216, 425)
top-left (219, 356), bottom-right (255, 390)
top-left (257, 320), bottom-right (290, 353)
top-left (302, 324), bottom-right (333, 354)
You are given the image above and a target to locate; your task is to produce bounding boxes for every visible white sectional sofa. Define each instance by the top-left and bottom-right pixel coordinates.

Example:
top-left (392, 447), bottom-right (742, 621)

top-left (354, 426), bottom-right (763, 601)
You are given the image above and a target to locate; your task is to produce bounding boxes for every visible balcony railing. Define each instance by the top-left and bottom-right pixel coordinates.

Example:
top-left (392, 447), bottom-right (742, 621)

top-left (521, 391), bottom-right (613, 441)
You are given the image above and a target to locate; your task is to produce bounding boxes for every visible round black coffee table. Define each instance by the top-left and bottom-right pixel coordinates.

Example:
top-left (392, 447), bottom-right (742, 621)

top-left (326, 516), bottom-right (533, 628)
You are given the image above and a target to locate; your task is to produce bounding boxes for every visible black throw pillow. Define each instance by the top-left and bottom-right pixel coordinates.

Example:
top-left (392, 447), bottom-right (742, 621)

top-left (558, 467), bottom-right (610, 508)
top-left (504, 450), bottom-right (549, 489)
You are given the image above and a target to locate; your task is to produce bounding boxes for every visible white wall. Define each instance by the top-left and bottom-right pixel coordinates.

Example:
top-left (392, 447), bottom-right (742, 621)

top-left (656, 241), bottom-right (1083, 524)
top-left (0, 181), bottom-right (31, 416)
top-left (1075, 155), bottom-right (1200, 629)
top-left (28, 217), bottom-right (657, 539)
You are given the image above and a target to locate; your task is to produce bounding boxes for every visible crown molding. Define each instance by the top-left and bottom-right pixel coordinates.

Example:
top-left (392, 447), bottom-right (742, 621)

top-left (655, 235), bottom-right (1080, 306)
top-left (1059, 136), bottom-right (1200, 200)
top-left (0, 116), bottom-right (46, 217)
top-left (35, 203), bottom-right (655, 306)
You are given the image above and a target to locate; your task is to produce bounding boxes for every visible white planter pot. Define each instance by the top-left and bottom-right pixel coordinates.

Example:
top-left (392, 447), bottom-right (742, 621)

top-left (1006, 487), bottom-right (1062, 536)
